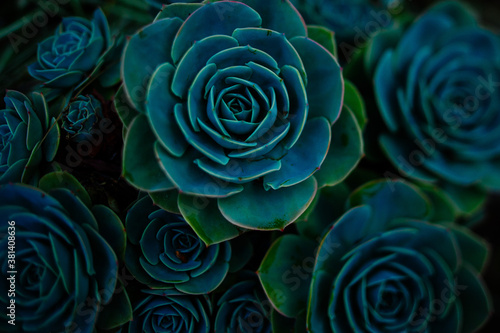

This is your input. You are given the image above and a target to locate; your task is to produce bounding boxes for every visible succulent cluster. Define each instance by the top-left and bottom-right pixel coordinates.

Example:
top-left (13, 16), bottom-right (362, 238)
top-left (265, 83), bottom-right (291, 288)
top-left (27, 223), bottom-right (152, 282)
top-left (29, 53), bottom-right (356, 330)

top-left (0, 0), bottom-right (498, 332)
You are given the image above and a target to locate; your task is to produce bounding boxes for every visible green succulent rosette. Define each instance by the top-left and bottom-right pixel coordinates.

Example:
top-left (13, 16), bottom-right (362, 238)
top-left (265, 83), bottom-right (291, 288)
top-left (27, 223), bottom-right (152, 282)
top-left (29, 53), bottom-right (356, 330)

top-left (125, 289), bottom-right (212, 333)
top-left (0, 90), bottom-right (59, 185)
top-left (118, 0), bottom-right (363, 244)
top-left (258, 180), bottom-right (492, 332)
top-left (63, 94), bottom-right (104, 142)
top-left (28, 8), bottom-right (111, 88)
top-left (0, 172), bottom-right (129, 332)
top-left (125, 195), bottom-right (231, 294)
top-left (369, 2), bottom-right (500, 209)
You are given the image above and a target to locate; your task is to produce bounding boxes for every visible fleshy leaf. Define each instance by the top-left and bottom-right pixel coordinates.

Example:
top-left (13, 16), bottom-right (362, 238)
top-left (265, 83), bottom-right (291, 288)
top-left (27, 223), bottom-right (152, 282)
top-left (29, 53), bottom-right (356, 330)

top-left (114, 85), bottom-right (139, 129)
top-left (95, 280), bottom-right (132, 330)
top-left (343, 80), bottom-right (367, 130)
top-left (171, 2), bottom-right (262, 63)
top-left (258, 234), bottom-right (316, 318)
top-left (122, 17), bottom-right (183, 112)
top-left (264, 117), bottom-right (330, 190)
top-left (314, 106), bottom-right (363, 188)
top-left (178, 194), bottom-right (243, 245)
top-left (92, 205), bottom-right (126, 262)
top-left (154, 3), bottom-right (204, 22)
top-left (307, 25), bottom-right (337, 58)
top-left (347, 179), bottom-right (431, 223)
top-left (39, 172), bottom-right (92, 208)
top-left (230, 0), bottom-right (307, 38)
top-left (149, 189), bottom-right (180, 214)
top-left (122, 115), bottom-right (176, 192)
top-left (290, 36), bottom-right (343, 124)
top-left (218, 176), bottom-right (317, 230)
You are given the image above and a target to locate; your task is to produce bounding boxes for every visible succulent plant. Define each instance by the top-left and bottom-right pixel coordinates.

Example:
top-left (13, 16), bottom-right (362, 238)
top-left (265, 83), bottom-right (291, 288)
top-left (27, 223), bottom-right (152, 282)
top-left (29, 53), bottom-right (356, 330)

top-left (0, 90), bottom-right (59, 185)
top-left (371, 2), bottom-right (500, 201)
top-left (28, 9), bottom-right (111, 88)
top-left (63, 94), bottom-right (104, 142)
top-left (118, 0), bottom-right (363, 244)
top-left (215, 273), bottom-right (272, 333)
top-left (126, 289), bottom-right (211, 333)
top-left (0, 172), bottom-right (128, 332)
top-left (125, 195), bottom-right (231, 294)
top-left (258, 180), bottom-right (491, 332)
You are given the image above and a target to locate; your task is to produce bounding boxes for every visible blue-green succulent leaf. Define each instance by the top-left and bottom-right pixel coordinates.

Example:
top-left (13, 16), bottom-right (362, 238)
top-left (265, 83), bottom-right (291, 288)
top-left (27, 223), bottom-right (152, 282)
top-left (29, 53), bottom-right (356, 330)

top-left (218, 176), bottom-right (317, 230)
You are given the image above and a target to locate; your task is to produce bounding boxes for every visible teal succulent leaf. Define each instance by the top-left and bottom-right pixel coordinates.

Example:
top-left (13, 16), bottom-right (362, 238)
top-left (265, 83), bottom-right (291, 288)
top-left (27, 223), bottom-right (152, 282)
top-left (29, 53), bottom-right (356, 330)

top-left (154, 2), bottom-right (204, 21)
top-left (305, 180), bottom-right (492, 332)
top-left (258, 234), bottom-right (317, 318)
top-left (314, 106), bottom-right (364, 188)
top-left (178, 194), bottom-right (244, 245)
top-left (28, 9), bottom-right (111, 89)
top-left (120, 0), bottom-right (357, 239)
top-left (62, 95), bottom-right (103, 142)
top-left (125, 196), bottom-right (231, 293)
top-left (306, 25), bottom-right (337, 58)
top-left (0, 91), bottom-right (59, 185)
top-left (0, 182), bottom-right (123, 333)
top-left (39, 171), bottom-right (92, 208)
top-left (373, 1), bottom-right (500, 193)
top-left (127, 288), bottom-right (211, 333)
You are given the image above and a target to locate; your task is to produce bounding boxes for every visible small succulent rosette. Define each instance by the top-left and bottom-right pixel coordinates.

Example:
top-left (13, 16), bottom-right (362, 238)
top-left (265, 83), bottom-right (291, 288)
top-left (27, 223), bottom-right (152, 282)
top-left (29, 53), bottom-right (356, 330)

top-left (0, 90), bottom-right (59, 185)
top-left (117, 0), bottom-right (363, 244)
top-left (125, 195), bottom-right (231, 294)
top-left (0, 172), bottom-right (127, 332)
top-left (63, 94), bottom-right (104, 142)
top-left (259, 180), bottom-right (492, 332)
top-left (125, 289), bottom-right (211, 333)
top-left (370, 2), bottom-right (500, 202)
top-left (215, 272), bottom-right (272, 333)
top-left (28, 8), bottom-right (110, 89)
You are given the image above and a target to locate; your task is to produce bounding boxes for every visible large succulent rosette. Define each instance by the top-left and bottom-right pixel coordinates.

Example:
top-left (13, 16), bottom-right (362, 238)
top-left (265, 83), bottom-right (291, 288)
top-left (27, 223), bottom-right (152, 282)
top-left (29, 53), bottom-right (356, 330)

top-left (28, 9), bottom-right (110, 88)
top-left (307, 180), bottom-right (492, 332)
top-left (119, 0), bottom-right (363, 244)
top-left (126, 289), bottom-right (211, 333)
top-left (372, 2), bottom-right (500, 191)
top-left (0, 90), bottom-right (59, 185)
top-left (125, 196), bottom-right (231, 294)
top-left (0, 175), bottom-right (125, 332)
